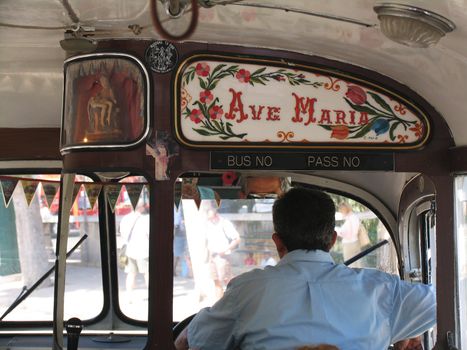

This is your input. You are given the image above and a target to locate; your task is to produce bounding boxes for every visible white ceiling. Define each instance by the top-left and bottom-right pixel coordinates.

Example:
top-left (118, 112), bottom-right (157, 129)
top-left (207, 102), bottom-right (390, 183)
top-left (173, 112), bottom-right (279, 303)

top-left (0, 0), bottom-right (466, 146)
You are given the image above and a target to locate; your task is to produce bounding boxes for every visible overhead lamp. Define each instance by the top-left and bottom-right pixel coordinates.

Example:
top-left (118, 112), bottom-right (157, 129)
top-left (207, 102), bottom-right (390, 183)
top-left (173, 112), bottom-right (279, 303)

top-left (60, 26), bottom-right (97, 54)
top-left (374, 3), bottom-right (455, 48)
top-left (60, 37), bottom-right (97, 53)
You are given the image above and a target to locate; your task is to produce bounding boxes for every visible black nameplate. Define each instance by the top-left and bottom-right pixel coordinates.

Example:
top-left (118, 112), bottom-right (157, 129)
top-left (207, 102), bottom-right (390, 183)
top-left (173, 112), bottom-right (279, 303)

top-left (210, 152), bottom-right (394, 171)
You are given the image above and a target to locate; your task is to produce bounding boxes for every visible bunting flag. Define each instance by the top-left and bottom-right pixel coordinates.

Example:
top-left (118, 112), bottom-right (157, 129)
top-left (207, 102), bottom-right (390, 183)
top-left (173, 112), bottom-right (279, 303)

top-left (182, 178), bottom-right (201, 209)
top-left (72, 183), bottom-right (82, 205)
top-left (198, 186), bottom-right (221, 208)
top-left (0, 178), bottom-right (19, 207)
top-left (85, 183), bottom-right (102, 210)
top-left (0, 176), bottom-right (150, 213)
top-left (105, 184), bottom-right (123, 213)
top-left (21, 179), bottom-right (40, 206)
top-left (42, 182), bottom-right (60, 208)
top-left (125, 183), bottom-right (144, 211)
top-left (71, 183), bottom-right (82, 218)
top-left (174, 180), bottom-right (182, 209)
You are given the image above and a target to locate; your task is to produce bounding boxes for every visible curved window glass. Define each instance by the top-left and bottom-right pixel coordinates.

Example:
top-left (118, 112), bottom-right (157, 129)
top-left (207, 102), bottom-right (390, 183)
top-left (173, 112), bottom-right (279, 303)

top-left (116, 176), bottom-right (149, 321)
top-left (455, 176), bottom-right (467, 349)
top-left (61, 54), bottom-right (149, 152)
top-left (0, 174), bottom-right (103, 321)
top-left (172, 179), bottom-right (398, 322)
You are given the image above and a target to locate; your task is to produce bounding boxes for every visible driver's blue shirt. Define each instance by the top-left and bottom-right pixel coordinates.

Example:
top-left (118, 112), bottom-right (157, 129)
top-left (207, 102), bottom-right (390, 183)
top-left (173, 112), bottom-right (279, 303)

top-left (187, 249), bottom-right (435, 350)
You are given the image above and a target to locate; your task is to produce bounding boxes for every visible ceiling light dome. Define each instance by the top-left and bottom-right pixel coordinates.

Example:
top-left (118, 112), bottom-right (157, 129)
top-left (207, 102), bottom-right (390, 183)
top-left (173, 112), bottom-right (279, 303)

top-left (374, 3), bottom-right (455, 48)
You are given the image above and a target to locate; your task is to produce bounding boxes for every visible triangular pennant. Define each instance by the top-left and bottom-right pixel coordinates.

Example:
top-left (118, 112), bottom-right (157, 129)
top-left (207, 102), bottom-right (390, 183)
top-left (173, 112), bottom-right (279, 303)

top-left (71, 183), bottom-right (82, 215)
top-left (42, 182), bottom-right (60, 208)
top-left (0, 178), bottom-right (19, 207)
top-left (21, 180), bottom-right (40, 206)
top-left (198, 186), bottom-right (221, 208)
top-left (174, 180), bottom-right (182, 210)
top-left (125, 183), bottom-right (144, 211)
top-left (182, 179), bottom-right (201, 209)
top-left (72, 183), bottom-right (82, 205)
top-left (198, 186), bottom-right (216, 200)
top-left (84, 183), bottom-right (102, 210)
top-left (105, 184), bottom-right (123, 213)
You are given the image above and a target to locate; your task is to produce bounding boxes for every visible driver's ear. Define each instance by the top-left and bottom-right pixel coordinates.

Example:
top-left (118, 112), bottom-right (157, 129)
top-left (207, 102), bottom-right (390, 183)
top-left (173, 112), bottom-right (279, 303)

top-left (327, 231), bottom-right (337, 251)
top-left (272, 233), bottom-right (288, 258)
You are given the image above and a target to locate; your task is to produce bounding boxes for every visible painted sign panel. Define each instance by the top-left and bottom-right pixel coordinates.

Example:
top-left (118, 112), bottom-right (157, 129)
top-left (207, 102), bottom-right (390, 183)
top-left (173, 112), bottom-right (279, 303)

top-left (210, 152), bottom-right (394, 171)
top-left (174, 55), bottom-right (430, 150)
top-left (61, 53), bottom-right (150, 153)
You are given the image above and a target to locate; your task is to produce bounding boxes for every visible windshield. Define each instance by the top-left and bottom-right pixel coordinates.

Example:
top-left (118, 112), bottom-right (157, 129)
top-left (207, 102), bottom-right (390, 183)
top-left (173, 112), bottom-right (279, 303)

top-left (0, 174), bottom-right (103, 322)
top-left (172, 178), bottom-right (398, 322)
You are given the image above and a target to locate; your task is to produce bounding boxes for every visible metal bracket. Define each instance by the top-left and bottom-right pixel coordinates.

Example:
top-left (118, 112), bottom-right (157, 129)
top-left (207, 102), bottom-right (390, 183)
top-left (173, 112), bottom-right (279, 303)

top-left (446, 331), bottom-right (458, 350)
top-left (430, 200), bottom-right (436, 228)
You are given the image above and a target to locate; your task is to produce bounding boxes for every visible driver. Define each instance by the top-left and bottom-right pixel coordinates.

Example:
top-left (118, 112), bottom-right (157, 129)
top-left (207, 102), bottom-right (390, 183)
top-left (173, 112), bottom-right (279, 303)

top-left (175, 187), bottom-right (436, 350)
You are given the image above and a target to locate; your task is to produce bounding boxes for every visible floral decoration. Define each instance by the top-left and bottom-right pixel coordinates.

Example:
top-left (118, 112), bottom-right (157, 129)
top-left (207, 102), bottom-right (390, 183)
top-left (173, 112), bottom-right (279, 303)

top-left (320, 84), bottom-right (422, 141)
top-left (182, 62), bottom-right (323, 140)
top-left (222, 171), bottom-right (238, 186)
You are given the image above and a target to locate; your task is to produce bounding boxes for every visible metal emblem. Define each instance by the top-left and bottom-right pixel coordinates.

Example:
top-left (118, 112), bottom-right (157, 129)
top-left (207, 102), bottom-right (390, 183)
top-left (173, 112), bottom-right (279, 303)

top-left (145, 41), bottom-right (178, 73)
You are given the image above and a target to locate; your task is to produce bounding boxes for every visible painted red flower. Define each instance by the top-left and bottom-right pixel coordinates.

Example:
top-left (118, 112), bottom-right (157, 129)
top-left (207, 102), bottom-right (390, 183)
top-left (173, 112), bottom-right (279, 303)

top-left (189, 109), bottom-right (204, 124)
top-left (195, 63), bottom-right (210, 77)
top-left (345, 85), bottom-right (367, 105)
top-left (409, 122), bottom-right (423, 138)
top-left (330, 125), bottom-right (349, 140)
top-left (199, 90), bottom-right (213, 104)
top-left (209, 105), bottom-right (224, 120)
top-left (236, 69), bottom-right (251, 83)
top-left (273, 75), bottom-right (286, 81)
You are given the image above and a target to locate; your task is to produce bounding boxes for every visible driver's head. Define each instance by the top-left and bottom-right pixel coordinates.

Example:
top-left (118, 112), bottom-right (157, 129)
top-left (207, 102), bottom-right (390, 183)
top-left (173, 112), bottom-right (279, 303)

top-left (206, 206), bottom-right (220, 224)
top-left (272, 187), bottom-right (336, 252)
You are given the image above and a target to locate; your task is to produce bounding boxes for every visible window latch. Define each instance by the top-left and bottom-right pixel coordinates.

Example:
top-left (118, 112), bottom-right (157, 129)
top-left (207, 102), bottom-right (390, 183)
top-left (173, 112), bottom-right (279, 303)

top-left (446, 331), bottom-right (458, 350)
top-left (429, 200), bottom-right (436, 227)
top-left (408, 268), bottom-right (422, 282)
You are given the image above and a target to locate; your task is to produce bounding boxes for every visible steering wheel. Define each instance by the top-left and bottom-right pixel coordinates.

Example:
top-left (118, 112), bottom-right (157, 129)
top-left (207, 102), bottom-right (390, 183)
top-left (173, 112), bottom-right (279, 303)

top-left (173, 313), bottom-right (197, 340)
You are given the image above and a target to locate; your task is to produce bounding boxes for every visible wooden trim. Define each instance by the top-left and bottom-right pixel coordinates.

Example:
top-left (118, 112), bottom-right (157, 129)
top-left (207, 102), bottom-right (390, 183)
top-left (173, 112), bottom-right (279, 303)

top-left (449, 146), bottom-right (467, 173)
top-left (0, 128), bottom-right (61, 161)
top-left (148, 177), bottom-right (175, 350)
top-left (430, 175), bottom-right (456, 350)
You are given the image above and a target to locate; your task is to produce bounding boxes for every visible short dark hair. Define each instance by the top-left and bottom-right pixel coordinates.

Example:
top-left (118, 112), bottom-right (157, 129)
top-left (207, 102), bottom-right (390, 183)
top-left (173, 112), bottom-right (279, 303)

top-left (272, 187), bottom-right (336, 252)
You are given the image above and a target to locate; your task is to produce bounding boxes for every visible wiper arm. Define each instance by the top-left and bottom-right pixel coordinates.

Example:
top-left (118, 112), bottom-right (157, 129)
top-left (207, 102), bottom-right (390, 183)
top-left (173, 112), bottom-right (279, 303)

top-left (344, 239), bottom-right (389, 266)
top-left (0, 234), bottom-right (88, 321)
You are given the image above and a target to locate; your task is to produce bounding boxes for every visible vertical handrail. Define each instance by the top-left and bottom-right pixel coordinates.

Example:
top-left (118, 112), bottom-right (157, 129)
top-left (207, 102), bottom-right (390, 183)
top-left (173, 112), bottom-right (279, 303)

top-left (53, 173), bottom-right (76, 350)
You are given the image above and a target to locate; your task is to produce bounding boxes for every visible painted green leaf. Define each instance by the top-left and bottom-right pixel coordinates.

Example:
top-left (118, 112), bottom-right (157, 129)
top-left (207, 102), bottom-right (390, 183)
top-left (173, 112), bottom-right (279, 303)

top-left (210, 80), bottom-right (219, 90)
top-left (368, 92), bottom-right (393, 114)
top-left (211, 64), bottom-right (227, 77)
top-left (199, 78), bottom-right (207, 90)
top-left (252, 67), bottom-right (267, 76)
top-left (344, 98), bottom-right (378, 115)
top-left (211, 119), bottom-right (223, 132)
top-left (225, 123), bottom-right (234, 134)
top-left (216, 71), bottom-right (236, 80)
top-left (348, 118), bottom-right (378, 139)
top-left (194, 128), bottom-right (215, 136)
top-left (207, 98), bottom-right (219, 112)
top-left (389, 122), bottom-right (399, 141)
top-left (251, 77), bottom-right (266, 86)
